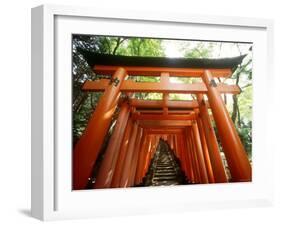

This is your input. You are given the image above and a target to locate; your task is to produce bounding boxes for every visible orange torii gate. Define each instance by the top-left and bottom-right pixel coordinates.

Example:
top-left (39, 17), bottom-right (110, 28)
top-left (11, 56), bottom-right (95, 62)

top-left (73, 51), bottom-right (251, 190)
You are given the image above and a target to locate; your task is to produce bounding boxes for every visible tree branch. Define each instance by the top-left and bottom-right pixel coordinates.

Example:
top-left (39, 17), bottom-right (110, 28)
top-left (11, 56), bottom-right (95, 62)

top-left (240, 83), bottom-right (252, 90)
top-left (112, 38), bottom-right (127, 55)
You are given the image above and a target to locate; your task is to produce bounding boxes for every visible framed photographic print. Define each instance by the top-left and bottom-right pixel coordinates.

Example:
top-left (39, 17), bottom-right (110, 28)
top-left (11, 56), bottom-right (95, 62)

top-left (31, 4), bottom-right (274, 221)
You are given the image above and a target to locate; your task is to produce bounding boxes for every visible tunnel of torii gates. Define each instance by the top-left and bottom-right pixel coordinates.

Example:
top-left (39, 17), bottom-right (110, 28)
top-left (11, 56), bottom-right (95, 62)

top-left (73, 51), bottom-right (252, 190)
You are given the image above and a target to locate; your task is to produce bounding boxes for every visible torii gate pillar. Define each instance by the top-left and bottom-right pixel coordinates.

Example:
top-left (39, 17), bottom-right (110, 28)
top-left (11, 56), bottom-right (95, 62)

top-left (94, 101), bottom-right (130, 188)
top-left (73, 67), bottom-right (127, 190)
top-left (202, 70), bottom-right (251, 182)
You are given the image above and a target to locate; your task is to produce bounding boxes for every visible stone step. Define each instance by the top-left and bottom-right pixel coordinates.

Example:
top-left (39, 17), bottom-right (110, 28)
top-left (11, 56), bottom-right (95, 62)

top-left (152, 176), bottom-right (177, 181)
top-left (156, 165), bottom-right (174, 168)
top-left (155, 166), bottom-right (175, 171)
top-left (153, 173), bottom-right (177, 177)
top-left (152, 180), bottom-right (179, 186)
top-left (154, 171), bottom-right (177, 176)
top-left (154, 172), bottom-right (177, 176)
top-left (156, 163), bottom-right (171, 165)
top-left (155, 165), bottom-right (172, 168)
top-left (152, 180), bottom-right (178, 184)
top-left (155, 167), bottom-right (174, 171)
top-left (155, 169), bottom-right (176, 173)
top-left (157, 158), bottom-right (170, 161)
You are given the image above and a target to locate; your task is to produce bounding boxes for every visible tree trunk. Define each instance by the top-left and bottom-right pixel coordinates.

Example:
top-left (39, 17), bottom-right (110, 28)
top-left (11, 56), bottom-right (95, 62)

top-left (231, 95), bottom-right (238, 124)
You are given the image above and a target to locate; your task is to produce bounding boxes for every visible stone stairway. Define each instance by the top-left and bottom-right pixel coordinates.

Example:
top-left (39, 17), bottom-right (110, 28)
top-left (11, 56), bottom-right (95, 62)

top-left (143, 139), bottom-right (187, 186)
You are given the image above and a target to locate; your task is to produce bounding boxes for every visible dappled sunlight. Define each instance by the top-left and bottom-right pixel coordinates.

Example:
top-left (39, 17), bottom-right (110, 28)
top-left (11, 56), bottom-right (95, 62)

top-left (105, 170), bottom-right (113, 185)
top-left (127, 75), bottom-right (161, 82)
top-left (169, 93), bottom-right (194, 101)
top-left (133, 92), bottom-right (163, 100)
top-left (169, 77), bottom-right (202, 84)
top-left (103, 107), bottom-right (116, 120)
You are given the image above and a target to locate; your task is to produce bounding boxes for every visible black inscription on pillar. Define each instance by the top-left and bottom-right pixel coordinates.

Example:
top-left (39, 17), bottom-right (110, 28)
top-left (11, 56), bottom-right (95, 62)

top-left (209, 79), bottom-right (217, 87)
top-left (109, 78), bottom-right (120, 87)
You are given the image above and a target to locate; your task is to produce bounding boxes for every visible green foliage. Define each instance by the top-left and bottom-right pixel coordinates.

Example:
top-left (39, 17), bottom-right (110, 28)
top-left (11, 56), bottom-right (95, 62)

top-left (238, 86), bottom-right (252, 122)
top-left (169, 93), bottom-right (194, 101)
top-left (72, 92), bottom-right (103, 143)
top-left (184, 42), bottom-right (215, 58)
top-left (116, 38), bottom-right (165, 57)
top-left (237, 121), bottom-right (252, 158)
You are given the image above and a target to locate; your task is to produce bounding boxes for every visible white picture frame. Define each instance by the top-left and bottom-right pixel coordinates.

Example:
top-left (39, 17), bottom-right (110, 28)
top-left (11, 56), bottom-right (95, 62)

top-left (31, 4), bottom-right (274, 221)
